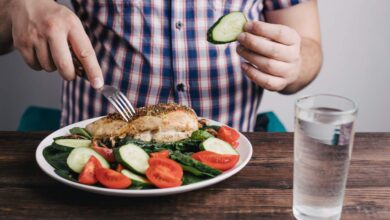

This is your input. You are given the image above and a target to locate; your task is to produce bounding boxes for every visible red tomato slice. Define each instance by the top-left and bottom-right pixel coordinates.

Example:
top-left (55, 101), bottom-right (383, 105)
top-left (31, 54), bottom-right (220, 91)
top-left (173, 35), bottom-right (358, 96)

top-left (146, 167), bottom-right (182, 188)
top-left (92, 141), bottom-right (115, 163)
top-left (192, 151), bottom-right (240, 171)
top-left (150, 150), bottom-right (170, 158)
top-left (148, 157), bottom-right (183, 180)
top-left (95, 168), bottom-right (132, 189)
top-left (146, 157), bottom-right (183, 188)
top-left (231, 141), bottom-right (240, 149)
top-left (191, 152), bottom-right (201, 161)
top-left (218, 126), bottom-right (240, 146)
top-left (116, 164), bottom-right (124, 172)
top-left (78, 156), bottom-right (101, 185)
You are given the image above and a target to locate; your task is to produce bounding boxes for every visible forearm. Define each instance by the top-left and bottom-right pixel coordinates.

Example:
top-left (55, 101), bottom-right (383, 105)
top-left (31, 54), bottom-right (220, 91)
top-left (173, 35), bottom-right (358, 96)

top-left (0, 0), bottom-right (14, 55)
top-left (280, 37), bottom-right (323, 94)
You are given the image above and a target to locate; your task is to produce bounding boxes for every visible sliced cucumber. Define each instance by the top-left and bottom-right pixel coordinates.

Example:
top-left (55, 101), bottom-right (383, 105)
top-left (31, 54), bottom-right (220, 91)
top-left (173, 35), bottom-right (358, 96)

top-left (66, 147), bottom-right (109, 173)
top-left (53, 139), bottom-right (92, 151)
top-left (201, 137), bottom-right (239, 155)
top-left (121, 169), bottom-right (151, 186)
top-left (207, 11), bottom-right (247, 44)
top-left (69, 127), bottom-right (92, 139)
top-left (114, 143), bottom-right (150, 174)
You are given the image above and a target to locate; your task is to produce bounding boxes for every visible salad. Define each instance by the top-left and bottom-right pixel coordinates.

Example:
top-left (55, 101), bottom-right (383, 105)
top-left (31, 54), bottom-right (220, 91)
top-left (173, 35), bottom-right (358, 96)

top-left (43, 123), bottom-right (241, 189)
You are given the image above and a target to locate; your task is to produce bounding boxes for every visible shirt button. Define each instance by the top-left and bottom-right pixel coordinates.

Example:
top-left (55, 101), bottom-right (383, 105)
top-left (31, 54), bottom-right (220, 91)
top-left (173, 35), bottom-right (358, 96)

top-left (176, 83), bottom-right (185, 92)
top-left (175, 21), bottom-right (183, 30)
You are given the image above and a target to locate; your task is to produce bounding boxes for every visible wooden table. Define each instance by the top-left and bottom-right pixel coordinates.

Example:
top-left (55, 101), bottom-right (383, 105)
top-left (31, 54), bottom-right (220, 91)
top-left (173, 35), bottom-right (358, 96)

top-left (0, 132), bottom-right (389, 219)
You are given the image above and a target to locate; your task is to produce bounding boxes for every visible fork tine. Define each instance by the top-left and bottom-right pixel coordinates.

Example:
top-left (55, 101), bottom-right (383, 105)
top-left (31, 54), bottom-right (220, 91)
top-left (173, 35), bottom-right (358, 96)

top-left (112, 96), bottom-right (132, 121)
top-left (117, 91), bottom-right (136, 115)
top-left (114, 92), bottom-right (134, 117)
top-left (107, 97), bottom-right (130, 122)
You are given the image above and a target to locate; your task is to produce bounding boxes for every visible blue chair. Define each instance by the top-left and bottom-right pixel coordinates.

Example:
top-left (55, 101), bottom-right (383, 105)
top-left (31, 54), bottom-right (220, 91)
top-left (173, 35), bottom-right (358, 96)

top-left (254, 111), bottom-right (287, 132)
top-left (17, 106), bottom-right (61, 132)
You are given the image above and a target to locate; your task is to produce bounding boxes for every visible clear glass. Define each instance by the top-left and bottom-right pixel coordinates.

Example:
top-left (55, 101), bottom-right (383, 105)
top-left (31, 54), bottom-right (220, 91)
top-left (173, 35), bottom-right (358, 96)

top-left (293, 94), bottom-right (358, 220)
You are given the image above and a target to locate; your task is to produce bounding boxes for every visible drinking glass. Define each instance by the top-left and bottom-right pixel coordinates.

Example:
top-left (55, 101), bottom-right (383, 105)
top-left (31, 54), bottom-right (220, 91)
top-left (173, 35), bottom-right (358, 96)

top-left (293, 94), bottom-right (358, 220)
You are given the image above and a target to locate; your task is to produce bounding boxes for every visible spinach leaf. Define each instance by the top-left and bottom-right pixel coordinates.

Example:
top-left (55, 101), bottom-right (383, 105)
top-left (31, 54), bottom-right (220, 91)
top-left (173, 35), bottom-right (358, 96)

top-left (43, 146), bottom-right (70, 171)
top-left (200, 125), bottom-right (221, 131)
top-left (182, 173), bottom-right (208, 185)
top-left (69, 127), bottom-right (92, 139)
top-left (120, 138), bottom-right (201, 154)
top-left (54, 169), bottom-right (78, 182)
top-left (190, 130), bottom-right (213, 142)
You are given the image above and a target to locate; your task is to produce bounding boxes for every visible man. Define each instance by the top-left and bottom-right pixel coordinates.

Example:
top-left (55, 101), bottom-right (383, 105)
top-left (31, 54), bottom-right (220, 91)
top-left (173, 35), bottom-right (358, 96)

top-left (0, 0), bottom-right (322, 131)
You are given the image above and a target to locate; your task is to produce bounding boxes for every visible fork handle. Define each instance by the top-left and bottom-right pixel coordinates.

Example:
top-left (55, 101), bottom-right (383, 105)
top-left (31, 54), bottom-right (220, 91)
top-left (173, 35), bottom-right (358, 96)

top-left (70, 46), bottom-right (88, 80)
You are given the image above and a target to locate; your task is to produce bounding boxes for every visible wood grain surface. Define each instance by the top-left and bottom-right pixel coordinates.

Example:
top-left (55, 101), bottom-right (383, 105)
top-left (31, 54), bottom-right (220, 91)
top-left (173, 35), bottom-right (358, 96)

top-left (0, 132), bottom-right (389, 220)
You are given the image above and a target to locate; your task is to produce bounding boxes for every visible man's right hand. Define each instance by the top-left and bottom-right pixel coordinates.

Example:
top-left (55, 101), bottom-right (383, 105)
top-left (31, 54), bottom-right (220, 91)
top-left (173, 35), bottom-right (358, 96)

top-left (8, 0), bottom-right (104, 89)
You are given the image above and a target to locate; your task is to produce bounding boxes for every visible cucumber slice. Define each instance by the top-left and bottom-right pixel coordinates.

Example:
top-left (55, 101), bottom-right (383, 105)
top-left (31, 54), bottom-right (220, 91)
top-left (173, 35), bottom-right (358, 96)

top-left (53, 139), bottom-right (92, 151)
top-left (114, 143), bottom-right (150, 174)
top-left (66, 147), bottom-right (109, 173)
top-left (200, 137), bottom-right (239, 155)
top-left (121, 169), bottom-right (151, 186)
top-left (207, 11), bottom-right (247, 44)
top-left (69, 127), bottom-right (92, 139)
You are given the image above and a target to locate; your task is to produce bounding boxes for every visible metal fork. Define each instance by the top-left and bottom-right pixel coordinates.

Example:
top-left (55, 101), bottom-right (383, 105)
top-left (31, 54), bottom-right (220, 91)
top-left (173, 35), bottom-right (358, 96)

top-left (71, 48), bottom-right (136, 121)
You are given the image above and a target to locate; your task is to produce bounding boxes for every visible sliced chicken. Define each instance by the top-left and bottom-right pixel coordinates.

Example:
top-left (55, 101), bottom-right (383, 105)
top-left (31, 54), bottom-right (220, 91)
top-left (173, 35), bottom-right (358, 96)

top-left (86, 103), bottom-right (199, 143)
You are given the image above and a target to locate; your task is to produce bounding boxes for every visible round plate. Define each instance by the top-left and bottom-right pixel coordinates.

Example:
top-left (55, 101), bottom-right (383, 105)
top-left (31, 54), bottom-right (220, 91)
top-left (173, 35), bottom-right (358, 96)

top-left (35, 117), bottom-right (252, 197)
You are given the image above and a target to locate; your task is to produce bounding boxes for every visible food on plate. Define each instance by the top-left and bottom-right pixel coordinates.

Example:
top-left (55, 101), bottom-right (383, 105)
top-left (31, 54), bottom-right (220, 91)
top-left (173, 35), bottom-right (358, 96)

top-left (192, 151), bottom-right (239, 171)
top-left (207, 11), bottom-right (247, 44)
top-left (86, 103), bottom-right (199, 143)
top-left (43, 103), bottom-right (241, 190)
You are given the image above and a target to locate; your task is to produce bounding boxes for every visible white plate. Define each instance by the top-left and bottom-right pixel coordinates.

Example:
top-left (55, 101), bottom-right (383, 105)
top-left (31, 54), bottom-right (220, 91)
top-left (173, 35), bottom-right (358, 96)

top-left (36, 117), bottom-right (253, 197)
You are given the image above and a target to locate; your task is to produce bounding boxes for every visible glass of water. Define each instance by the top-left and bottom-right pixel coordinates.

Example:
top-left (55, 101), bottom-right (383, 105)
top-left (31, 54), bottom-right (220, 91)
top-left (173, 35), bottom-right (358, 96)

top-left (293, 94), bottom-right (358, 220)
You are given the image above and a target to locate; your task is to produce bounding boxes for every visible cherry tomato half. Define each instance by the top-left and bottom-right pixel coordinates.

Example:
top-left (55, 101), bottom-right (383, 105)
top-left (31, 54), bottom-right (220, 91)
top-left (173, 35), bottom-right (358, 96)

top-left (78, 156), bottom-right (102, 185)
top-left (95, 168), bottom-right (132, 189)
top-left (217, 126), bottom-right (240, 146)
top-left (92, 141), bottom-right (115, 163)
top-left (192, 151), bottom-right (239, 171)
top-left (150, 150), bottom-right (170, 158)
top-left (146, 157), bottom-right (183, 188)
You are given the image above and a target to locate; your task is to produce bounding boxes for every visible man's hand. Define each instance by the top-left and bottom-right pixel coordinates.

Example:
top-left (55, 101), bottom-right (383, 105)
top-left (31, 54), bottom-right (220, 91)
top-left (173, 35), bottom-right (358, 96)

top-left (9, 0), bottom-right (104, 88)
top-left (237, 21), bottom-right (301, 92)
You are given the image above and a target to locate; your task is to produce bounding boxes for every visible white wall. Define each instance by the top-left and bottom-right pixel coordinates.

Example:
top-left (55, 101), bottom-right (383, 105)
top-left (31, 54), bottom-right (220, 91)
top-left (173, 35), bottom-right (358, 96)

top-left (0, 0), bottom-right (389, 131)
top-left (261, 0), bottom-right (390, 132)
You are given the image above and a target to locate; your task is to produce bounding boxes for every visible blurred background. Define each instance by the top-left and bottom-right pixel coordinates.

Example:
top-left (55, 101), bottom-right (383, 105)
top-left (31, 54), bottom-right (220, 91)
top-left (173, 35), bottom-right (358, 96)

top-left (0, 0), bottom-right (389, 131)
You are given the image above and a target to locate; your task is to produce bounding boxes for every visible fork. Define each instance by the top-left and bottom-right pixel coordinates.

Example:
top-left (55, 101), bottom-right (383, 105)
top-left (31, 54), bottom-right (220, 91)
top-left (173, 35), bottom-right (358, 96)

top-left (71, 48), bottom-right (136, 121)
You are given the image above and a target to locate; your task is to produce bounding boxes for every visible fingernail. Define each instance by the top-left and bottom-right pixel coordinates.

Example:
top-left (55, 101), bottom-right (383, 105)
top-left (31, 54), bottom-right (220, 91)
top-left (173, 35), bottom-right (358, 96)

top-left (91, 77), bottom-right (104, 89)
top-left (237, 33), bottom-right (246, 42)
top-left (245, 21), bottom-right (253, 31)
top-left (241, 62), bottom-right (249, 71)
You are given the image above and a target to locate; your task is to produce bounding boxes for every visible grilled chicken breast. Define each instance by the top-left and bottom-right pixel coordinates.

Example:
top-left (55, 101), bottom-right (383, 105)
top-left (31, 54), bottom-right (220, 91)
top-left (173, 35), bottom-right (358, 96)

top-left (86, 103), bottom-right (199, 143)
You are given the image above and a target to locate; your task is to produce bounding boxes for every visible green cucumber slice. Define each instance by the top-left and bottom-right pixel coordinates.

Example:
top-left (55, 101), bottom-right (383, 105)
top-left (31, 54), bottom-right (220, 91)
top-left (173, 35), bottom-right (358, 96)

top-left (53, 139), bottom-right (92, 151)
top-left (121, 169), bottom-right (151, 186)
top-left (66, 147), bottom-right (109, 173)
top-left (207, 11), bottom-right (247, 44)
top-left (200, 137), bottom-right (239, 155)
top-left (114, 143), bottom-right (150, 175)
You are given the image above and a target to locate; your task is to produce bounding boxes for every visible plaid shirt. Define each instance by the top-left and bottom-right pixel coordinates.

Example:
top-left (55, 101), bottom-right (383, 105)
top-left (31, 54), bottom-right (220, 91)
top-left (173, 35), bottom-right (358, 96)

top-left (62, 0), bottom-right (305, 131)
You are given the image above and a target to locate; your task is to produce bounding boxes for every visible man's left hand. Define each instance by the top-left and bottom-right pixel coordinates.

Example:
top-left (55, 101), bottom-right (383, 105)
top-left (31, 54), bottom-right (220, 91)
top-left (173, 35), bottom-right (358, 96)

top-left (237, 21), bottom-right (301, 92)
